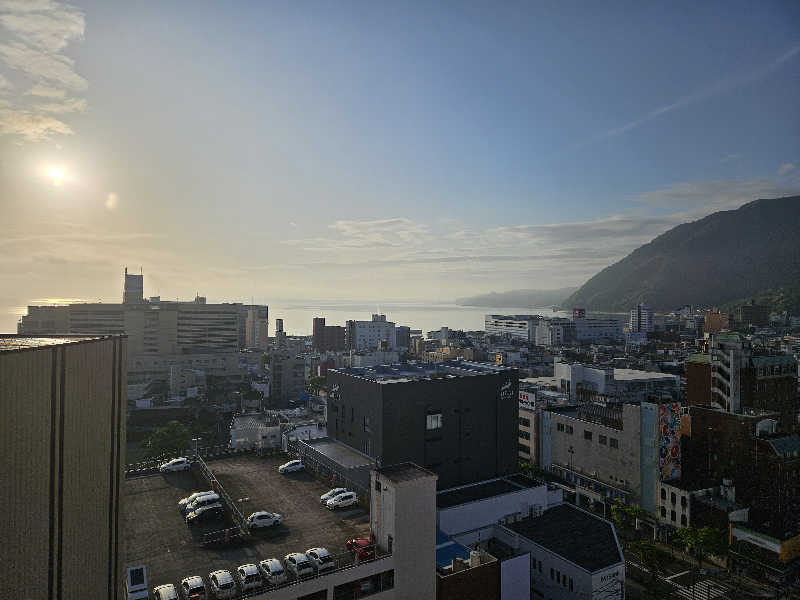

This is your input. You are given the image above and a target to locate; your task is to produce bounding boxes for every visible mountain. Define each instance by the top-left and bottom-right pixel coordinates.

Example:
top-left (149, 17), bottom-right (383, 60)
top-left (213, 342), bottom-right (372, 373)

top-left (456, 287), bottom-right (578, 308)
top-left (564, 196), bottom-right (800, 312)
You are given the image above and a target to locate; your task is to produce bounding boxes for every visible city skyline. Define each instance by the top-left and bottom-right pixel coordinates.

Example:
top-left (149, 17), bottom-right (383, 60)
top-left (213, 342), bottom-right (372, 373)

top-left (2, 1), bottom-right (800, 334)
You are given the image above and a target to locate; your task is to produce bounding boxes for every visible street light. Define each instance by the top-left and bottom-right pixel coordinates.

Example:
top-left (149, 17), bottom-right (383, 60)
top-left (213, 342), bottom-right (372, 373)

top-left (192, 437), bottom-right (202, 458)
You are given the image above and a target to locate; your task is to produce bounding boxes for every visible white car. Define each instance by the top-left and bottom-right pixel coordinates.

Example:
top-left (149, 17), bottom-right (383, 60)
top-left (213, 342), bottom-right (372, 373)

top-left (178, 491), bottom-right (214, 513)
top-left (153, 584), bottom-right (179, 600)
top-left (320, 488), bottom-right (348, 504)
top-left (306, 547), bottom-right (335, 573)
top-left (247, 511), bottom-right (282, 529)
top-left (235, 564), bottom-right (262, 593)
top-left (184, 493), bottom-right (221, 515)
top-left (326, 491), bottom-right (358, 510)
top-left (278, 459), bottom-right (304, 474)
top-left (284, 552), bottom-right (314, 578)
top-left (258, 558), bottom-right (286, 586)
top-left (179, 575), bottom-right (206, 599)
top-left (208, 570), bottom-right (236, 599)
top-left (160, 457), bottom-right (191, 473)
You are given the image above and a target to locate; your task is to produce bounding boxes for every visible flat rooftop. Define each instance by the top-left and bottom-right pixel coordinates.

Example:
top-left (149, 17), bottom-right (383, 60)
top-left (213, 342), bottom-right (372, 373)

top-left (0, 335), bottom-right (107, 352)
top-left (506, 504), bottom-right (622, 573)
top-left (436, 476), bottom-right (537, 509)
top-left (612, 368), bottom-right (678, 382)
top-left (331, 360), bottom-right (514, 383)
top-left (124, 453), bottom-right (370, 592)
top-left (305, 437), bottom-right (376, 469)
top-left (377, 463), bottom-right (437, 483)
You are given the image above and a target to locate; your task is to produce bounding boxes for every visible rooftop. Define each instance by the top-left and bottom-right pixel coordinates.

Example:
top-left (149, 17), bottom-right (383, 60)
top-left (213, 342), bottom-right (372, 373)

top-left (330, 360), bottom-right (514, 383)
top-left (0, 334), bottom-right (108, 352)
top-left (305, 437), bottom-right (376, 469)
top-left (686, 353), bottom-right (711, 365)
top-left (505, 504), bottom-right (622, 573)
top-left (376, 462), bottom-right (437, 483)
top-left (436, 476), bottom-right (538, 509)
top-left (612, 368), bottom-right (678, 382)
top-left (765, 434), bottom-right (800, 459)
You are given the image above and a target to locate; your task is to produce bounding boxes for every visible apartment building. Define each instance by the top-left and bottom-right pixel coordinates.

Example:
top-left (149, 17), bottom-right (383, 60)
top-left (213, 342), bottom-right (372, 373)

top-left (0, 335), bottom-right (126, 600)
top-left (485, 315), bottom-right (541, 343)
top-left (346, 314), bottom-right (398, 351)
top-left (629, 303), bottom-right (654, 333)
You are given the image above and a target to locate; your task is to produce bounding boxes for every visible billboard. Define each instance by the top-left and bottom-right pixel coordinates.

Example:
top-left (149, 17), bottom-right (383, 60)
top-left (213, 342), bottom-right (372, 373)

top-left (658, 402), bottom-right (681, 481)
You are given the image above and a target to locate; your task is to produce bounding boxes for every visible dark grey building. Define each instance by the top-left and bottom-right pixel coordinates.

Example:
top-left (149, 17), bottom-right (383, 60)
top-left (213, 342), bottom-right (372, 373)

top-left (327, 361), bottom-right (519, 489)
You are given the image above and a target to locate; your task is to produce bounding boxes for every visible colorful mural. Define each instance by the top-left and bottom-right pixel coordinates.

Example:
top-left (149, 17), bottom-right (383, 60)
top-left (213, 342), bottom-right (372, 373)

top-left (658, 402), bottom-right (681, 481)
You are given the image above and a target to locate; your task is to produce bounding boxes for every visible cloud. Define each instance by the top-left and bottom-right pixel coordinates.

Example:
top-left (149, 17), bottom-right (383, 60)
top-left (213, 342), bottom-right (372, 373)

top-left (0, 0), bottom-right (86, 141)
top-left (572, 45), bottom-right (800, 150)
top-left (778, 163), bottom-right (796, 176)
top-left (720, 154), bottom-right (741, 163)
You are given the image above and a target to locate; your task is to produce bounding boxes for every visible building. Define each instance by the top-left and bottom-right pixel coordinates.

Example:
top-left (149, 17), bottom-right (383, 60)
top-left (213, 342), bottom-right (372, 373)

top-left (346, 314), bottom-right (397, 351)
top-left (629, 303), bottom-right (654, 333)
top-left (0, 335), bottom-right (126, 600)
top-left (534, 318), bottom-right (575, 347)
top-left (269, 353), bottom-right (306, 407)
top-left (395, 325), bottom-right (411, 351)
top-left (485, 315), bottom-right (541, 343)
top-left (657, 478), bottom-right (749, 532)
top-left (327, 361), bottom-right (519, 489)
top-left (736, 302), bottom-right (771, 328)
top-left (244, 306), bottom-right (269, 350)
top-left (17, 271), bottom-right (263, 399)
top-left (707, 332), bottom-right (797, 430)
top-left (312, 317), bottom-right (347, 352)
top-left (228, 412), bottom-right (281, 450)
top-left (704, 309), bottom-right (732, 334)
top-left (572, 314), bottom-right (624, 343)
top-left (554, 359), bottom-right (680, 404)
top-left (685, 353), bottom-right (712, 406)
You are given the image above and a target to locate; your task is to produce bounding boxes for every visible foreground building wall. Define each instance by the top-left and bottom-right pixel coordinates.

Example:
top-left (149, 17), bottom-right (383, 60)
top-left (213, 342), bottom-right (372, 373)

top-left (0, 335), bottom-right (126, 600)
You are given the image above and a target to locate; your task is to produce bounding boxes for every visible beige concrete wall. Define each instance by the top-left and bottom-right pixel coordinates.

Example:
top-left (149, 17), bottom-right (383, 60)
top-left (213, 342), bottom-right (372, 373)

top-left (0, 336), bottom-right (126, 600)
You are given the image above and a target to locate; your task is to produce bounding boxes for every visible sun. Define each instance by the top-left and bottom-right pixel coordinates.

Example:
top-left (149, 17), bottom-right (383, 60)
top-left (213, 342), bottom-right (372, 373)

top-left (48, 167), bottom-right (65, 186)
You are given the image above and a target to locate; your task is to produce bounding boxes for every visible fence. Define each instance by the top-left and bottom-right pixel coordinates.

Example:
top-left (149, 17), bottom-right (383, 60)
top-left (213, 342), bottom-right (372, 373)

top-left (287, 439), bottom-right (370, 505)
top-left (124, 444), bottom-right (283, 478)
top-left (195, 453), bottom-right (247, 534)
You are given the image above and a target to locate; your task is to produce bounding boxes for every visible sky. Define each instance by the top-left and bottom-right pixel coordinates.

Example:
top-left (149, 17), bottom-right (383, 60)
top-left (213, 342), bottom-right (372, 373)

top-left (1, 0), bottom-right (799, 332)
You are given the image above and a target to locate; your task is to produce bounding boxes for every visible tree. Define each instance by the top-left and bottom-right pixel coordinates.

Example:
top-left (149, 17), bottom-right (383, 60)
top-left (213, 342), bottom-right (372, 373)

top-left (673, 526), bottom-right (727, 568)
top-left (628, 540), bottom-right (670, 581)
top-left (307, 375), bottom-right (327, 396)
top-left (144, 420), bottom-right (191, 459)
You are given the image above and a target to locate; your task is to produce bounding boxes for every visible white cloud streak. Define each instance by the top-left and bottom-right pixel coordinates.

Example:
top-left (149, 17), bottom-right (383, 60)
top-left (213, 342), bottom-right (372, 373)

top-left (0, 0), bottom-right (86, 140)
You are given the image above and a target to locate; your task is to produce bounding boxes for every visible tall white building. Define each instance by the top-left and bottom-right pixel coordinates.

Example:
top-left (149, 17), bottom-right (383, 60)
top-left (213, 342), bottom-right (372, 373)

top-left (346, 314), bottom-right (398, 351)
top-left (629, 303), bottom-right (654, 333)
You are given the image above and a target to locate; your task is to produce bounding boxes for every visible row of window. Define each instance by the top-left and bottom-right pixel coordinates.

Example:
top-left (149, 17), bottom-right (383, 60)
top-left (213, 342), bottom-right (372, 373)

top-left (660, 506), bottom-right (687, 526)
top-left (519, 416), bottom-right (531, 427)
top-left (557, 422), bottom-right (620, 448)
top-left (660, 489), bottom-right (687, 507)
top-left (519, 443), bottom-right (530, 455)
top-left (519, 430), bottom-right (531, 441)
top-left (530, 555), bottom-right (574, 592)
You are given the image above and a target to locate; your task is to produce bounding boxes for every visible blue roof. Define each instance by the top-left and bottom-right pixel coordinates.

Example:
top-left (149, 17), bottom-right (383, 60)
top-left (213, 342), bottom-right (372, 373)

top-left (436, 529), bottom-right (471, 568)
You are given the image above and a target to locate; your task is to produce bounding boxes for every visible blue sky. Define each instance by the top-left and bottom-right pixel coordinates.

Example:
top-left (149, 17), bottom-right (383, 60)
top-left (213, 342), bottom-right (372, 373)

top-left (0, 0), bottom-right (798, 330)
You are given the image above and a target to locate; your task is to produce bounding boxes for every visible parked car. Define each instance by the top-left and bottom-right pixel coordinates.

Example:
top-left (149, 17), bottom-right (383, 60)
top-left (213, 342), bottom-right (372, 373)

top-left (208, 570), bottom-right (236, 599)
top-left (305, 548), bottom-right (335, 573)
top-left (153, 584), bottom-right (179, 600)
top-left (186, 504), bottom-right (224, 526)
top-left (160, 457), bottom-right (191, 473)
top-left (247, 511), bottom-right (282, 529)
top-left (179, 576), bottom-right (206, 599)
top-left (278, 459), bottom-right (304, 474)
top-left (178, 491), bottom-right (214, 513)
top-left (258, 558), bottom-right (286, 586)
top-left (320, 488), bottom-right (348, 504)
top-left (326, 491), bottom-right (357, 510)
top-left (346, 538), bottom-right (375, 561)
top-left (184, 493), bottom-right (220, 514)
top-left (284, 552), bottom-right (314, 578)
top-left (235, 564), bottom-right (262, 593)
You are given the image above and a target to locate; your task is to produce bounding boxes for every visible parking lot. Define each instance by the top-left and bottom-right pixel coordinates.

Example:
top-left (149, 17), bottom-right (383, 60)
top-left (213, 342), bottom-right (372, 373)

top-left (124, 453), bottom-right (371, 596)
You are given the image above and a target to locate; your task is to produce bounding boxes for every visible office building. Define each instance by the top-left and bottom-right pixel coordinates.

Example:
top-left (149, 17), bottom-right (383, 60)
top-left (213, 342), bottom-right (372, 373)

top-left (629, 303), bottom-right (654, 333)
top-left (704, 309), bottom-right (731, 334)
top-left (346, 314), bottom-right (397, 351)
top-left (312, 317), bottom-right (347, 352)
top-left (534, 318), bottom-right (575, 346)
top-left (327, 361), bottom-right (519, 489)
top-left (0, 335), bottom-right (126, 600)
top-left (736, 302), bottom-right (771, 327)
top-left (485, 314), bottom-right (541, 343)
top-left (571, 314), bottom-right (623, 343)
top-left (553, 359), bottom-right (680, 404)
top-left (269, 353), bottom-right (306, 407)
top-left (17, 271), bottom-right (263, 398)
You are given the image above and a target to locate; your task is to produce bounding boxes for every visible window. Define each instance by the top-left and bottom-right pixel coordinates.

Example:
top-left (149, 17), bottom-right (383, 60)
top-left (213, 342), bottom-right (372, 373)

top-left (569, 577), bottom-right (573, 591)
top-left (519, 430), bottom-right (530, 440)
top-left (550, 568), bottom-right (554, 581)
top-left (671, 510), bottom-right (676, 522)
top-left (599, 435), bottom-right (607, 445)
top-left (681, 514), bottom-right (687, 526)
top-left (375, 479), bottom-right (381, 492)
top-left (518, 443), bottom-right (530, 454)
top-left (520, 417), bottom-right (531, 427)
top-left (661, 488), bottom-right (666, 500)
top-left (426, 412), bottom-right (443, 430)
top-left (566, 425), bottom-right (574, 434)
top-left (671, 492), bottom-right (676, 505)
top-left (556, 570), bottom-right (561, 584)
top-left (538, 560), bottom-right (542, 573)
top-left (584, 430), bottom-right (593, 441)
top-left (681, 496), bottom-right (687, 508)
top-left (660, 507), bottom-right (666, 517)
top-left (557, 423), bottom-right (565, 432)
top-left (609, 438), bottom-right (619, 449)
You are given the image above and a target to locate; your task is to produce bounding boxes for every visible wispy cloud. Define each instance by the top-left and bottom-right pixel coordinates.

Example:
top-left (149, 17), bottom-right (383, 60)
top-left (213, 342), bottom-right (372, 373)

top-left (0, 0), bottom-right (86, 140)
top-left (572, 46), bottom-right (800, 150)
top-left (778, 163), bottom-right (796, 176)
top-left (720, 153), bottom-right (741, 163)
